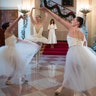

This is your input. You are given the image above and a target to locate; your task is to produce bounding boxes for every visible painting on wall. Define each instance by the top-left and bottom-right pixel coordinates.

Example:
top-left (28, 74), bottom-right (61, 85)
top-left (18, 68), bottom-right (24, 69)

top-left (62, 0), bottom-right (74, 6)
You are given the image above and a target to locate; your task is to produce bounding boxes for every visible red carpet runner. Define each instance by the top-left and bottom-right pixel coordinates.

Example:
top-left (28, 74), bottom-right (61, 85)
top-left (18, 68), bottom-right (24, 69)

top-left (42, 41), bottom-right (68, 55)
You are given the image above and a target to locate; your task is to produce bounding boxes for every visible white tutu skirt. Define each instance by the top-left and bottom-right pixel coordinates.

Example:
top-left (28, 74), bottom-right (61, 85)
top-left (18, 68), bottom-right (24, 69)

top-left (64, 46), bottom-right (96, 92)
top-left (0, 46), bottom-right (25, 79)
top-left (26, 35), bottom-right (49, 44)
top-left (0, 41), bottom-right (40, 83)
top-left (16, 40), bottom-right (40, 64)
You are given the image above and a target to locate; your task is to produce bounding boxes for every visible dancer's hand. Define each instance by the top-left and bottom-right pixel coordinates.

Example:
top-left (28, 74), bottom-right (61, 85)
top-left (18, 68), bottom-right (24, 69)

top-left (32, 7), bottom-right (35, 10)
top-left (30, 7), bottom-right (39, 15)
top-left (19, 15), bottom-right (25, 19)
top-left (32, 7), bottom-right (40, 10)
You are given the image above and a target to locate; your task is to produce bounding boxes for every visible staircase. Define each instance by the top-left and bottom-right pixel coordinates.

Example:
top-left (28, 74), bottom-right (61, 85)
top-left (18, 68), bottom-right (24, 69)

top-left (41, 0), bottom-right (76, 22)
top-left (40, 0), bottom-right (74, 55)
top-left (42, 41), bottom-right (68, 55)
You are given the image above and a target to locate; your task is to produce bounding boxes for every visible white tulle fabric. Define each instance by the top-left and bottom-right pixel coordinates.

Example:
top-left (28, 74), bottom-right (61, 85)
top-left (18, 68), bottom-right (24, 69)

top-left (64, 35), bottom-right (96, 92)
top-left (0, 35), bottom-right (40, 82)
top-left (26, 26), bottom-right (49, 44)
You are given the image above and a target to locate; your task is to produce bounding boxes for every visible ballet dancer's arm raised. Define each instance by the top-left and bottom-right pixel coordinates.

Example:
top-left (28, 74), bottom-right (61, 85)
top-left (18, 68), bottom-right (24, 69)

top-left (30, 7), bottom-right (48, 26)
top-left (40, 7), bottom-right (72, 30)
top-left (41, 9), bottom-right (48, 26)
top-left (41, 7), bottom-right (85, 41)
top-left (30, 7), bottom-right (36, 25)
top-left (4, 15), bottom-right (24, 39)
top-left (3, 15), bottom-right (32, 44)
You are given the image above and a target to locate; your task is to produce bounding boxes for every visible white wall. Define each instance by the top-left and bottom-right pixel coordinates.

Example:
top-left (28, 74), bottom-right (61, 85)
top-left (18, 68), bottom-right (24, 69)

top-left (76, 0), bottom-right (96, 46)
top-left (90, 0), bottom-right (96, 45)
top-left (0, 0), bottom-right (34, 39)
top-left (0, 0), bottom-right (22, 9)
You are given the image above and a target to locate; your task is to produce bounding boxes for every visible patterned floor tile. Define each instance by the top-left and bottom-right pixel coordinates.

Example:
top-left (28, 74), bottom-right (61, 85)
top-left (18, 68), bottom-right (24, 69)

top-left (47, 60), bottom-right (65, 65)
top-left (28, 78), bottom-right (60, 90)
top-left (46, 65), bottom-right (64, 71)
top-left (39, 70), bottom-right (63, 77)
top-left (23, 91), bottom-right (47, 96)
top-left (0, 55), bottom-right (96, 96)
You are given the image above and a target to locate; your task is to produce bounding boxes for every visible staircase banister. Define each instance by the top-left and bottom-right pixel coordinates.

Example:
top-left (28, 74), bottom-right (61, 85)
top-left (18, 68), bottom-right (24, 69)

top-left (42, 0), bottom-right (76, 21)
top-left (50, 0), bottom-right (75, 14)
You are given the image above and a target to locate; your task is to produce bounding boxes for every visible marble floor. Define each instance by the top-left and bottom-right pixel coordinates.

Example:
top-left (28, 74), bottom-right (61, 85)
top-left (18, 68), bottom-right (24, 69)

top-left (0, 55), bottom-right (96, 96)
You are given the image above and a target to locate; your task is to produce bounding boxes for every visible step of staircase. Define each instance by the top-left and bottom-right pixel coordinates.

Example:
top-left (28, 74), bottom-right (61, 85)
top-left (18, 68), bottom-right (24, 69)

top-left (41, 41), bottom-right (68, 55)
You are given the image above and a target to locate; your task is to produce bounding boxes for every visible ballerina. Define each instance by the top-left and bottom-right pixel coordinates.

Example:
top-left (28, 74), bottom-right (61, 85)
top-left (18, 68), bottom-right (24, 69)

top-left (25, 7), bottom-right (49, 68)
top-left (41, 7), bottom-right (96, 96)
top-left (0, 15), bottom-right (40, 85)
top-left (26, 7), bottom-right (49, 44)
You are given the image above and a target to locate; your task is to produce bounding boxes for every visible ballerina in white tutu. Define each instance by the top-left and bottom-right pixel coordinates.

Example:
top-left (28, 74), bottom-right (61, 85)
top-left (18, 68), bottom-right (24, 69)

top-left (0, 15), bottom-right (40, 85)
top-left (26, 7), bottom-right (49, 44)
top-left (41, 7), bottom-right (96, 96)
top-left (25, 7), bottom-right (49, 68)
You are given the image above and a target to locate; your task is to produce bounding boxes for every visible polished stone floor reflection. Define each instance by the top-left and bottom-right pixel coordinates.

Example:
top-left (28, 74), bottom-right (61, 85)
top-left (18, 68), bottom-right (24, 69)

top-left (0, 55), bottom-right (96, 96)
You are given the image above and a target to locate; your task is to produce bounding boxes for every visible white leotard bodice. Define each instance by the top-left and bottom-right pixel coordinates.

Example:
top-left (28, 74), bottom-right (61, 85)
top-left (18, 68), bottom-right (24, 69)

top-left (5, 35), bottom-right (17, 47)
top-left (33, 25), bottom-right (43, 36)
top-left (67, 35), bottom-right (84, 47)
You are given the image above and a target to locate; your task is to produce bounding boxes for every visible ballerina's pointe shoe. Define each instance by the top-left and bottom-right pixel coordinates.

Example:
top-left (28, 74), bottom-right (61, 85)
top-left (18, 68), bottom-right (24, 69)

top-left (55, 86), bottom-right (63, 96)
top-left (74, 92), bottom-right (85, 96)
top-left (5, 80), bottom-right (13, 85)
top-left (24, 80), bottom-right (28, 83)
top-left (22, 78), bottom-right (28, 84)
top-left (82, 91), bottom-right (91, 96)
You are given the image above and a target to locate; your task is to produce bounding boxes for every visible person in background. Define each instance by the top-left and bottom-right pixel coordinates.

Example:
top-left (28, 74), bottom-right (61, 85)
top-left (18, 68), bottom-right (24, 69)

top-left (48, 18), bottom-right (57, 48)
top-left (0, 15), bottom-right (40, 85)
top-left (41, 7), bottom-right (96, 96)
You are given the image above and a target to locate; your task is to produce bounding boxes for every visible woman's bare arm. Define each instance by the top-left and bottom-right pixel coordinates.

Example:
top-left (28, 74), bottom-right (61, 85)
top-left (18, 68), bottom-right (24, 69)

top-left (30, 8), bottom-right (36, 25)
top-left (5, 15), bottom-right (23, 34)
top-left (41, 7), bottom-right (72, 30)
top-left (42, 11), bottom-right (48, 25)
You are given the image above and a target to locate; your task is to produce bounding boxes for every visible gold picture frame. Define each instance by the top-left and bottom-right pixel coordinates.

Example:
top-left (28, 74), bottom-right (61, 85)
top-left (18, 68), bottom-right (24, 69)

top-left (62, 0), bottom-right (73, 6)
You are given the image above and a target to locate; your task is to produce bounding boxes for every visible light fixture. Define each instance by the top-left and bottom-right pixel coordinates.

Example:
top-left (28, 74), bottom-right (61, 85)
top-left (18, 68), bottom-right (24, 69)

top-left (18, 4), bottom-right (30, 39)
top-left (80, 8), bottom-right (91, 26)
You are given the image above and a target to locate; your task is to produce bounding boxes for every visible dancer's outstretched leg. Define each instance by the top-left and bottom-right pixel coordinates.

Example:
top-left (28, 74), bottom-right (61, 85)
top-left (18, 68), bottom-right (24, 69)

top-left (55, 85), bottom-right (64, 95)
top-left (22, 75), bottom-right (28, 84)
top-left (36, 42), bottom-right (42, 69)
top-left (74, 91), bottom-right (91, 96)
top-left (55, 79), bottom-right (65, 95)
top-left (5, 76), bottom-right (13, 85)
top-left (82, 91), bottom-right (91, 96)
top-left (74, 92), bottom-right (84, 96)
